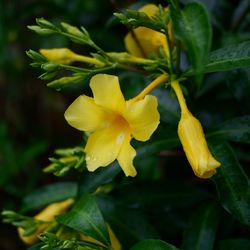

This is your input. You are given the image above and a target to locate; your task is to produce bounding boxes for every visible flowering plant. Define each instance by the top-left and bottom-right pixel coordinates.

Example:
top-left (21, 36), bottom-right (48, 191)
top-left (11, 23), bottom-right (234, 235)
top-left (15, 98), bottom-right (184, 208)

top-left (2, 1), bottom-right (250, 250)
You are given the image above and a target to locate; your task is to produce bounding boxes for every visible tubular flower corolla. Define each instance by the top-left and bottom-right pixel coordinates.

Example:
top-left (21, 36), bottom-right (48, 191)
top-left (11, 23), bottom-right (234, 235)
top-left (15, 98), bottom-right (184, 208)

top-left (64, 74), bottom-right (160, 177)
top-left (171, 80), bottom-right (221, 178)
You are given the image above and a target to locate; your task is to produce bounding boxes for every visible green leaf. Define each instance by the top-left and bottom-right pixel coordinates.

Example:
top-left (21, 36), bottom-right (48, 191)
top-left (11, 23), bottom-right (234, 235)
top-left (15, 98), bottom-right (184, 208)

top-left (171, 2), bottom-right (212, 79)
top-left (21, 182), bottom-right (77, 212)
top-left (216, 238), bottom-right (250, 250)
top-left (181, 202), bottom-right (220, 250)
top-left (208, 116), bottom-right (250, 144)
top-left (97, 194), bottom-right (159, 249)
top-left (205, 41), bottom-right (250, 73)
top-left (131, 239), bottom-right (179, 250)
top-left (56, 192), bottom-right (110, 247)
top-left (79, 162), bottom-right (121, 193)
top-left (210, 141), bottom-right (250, 226)
top-left (27, 243), bottom-right (44, 250)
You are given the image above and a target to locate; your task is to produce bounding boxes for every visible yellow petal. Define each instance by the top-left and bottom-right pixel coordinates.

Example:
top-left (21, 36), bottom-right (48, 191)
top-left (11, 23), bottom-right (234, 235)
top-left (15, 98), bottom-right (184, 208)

top-left (85, 116), bottom-right (129, 171)
top-left (124, 32), bottom-right (145, 58)
top-left (178, 111), bottom-right (221, 178)
top-left (90, 74), bottom-right (126, 113)
top-left (64, 95), bottom-right (107, 132)
top-left (117, 132), bottom-right (137, 177)
top-left (125, 95), bottom-right (160, 141)
top-left (107, 224), bottom-right (122, 250)
top-left (138, 4), bottom-right (159, 16)
top-left (125, 27), bottom-right (168, 58)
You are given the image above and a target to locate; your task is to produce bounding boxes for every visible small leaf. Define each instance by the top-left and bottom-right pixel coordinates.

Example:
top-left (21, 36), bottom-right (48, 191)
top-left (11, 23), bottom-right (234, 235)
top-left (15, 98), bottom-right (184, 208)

top-left (57, 192), bottom-right (110, 246)
top-left (131, 239), bottom-right (179, 250)
top-left (181, 202), bottom-right (220, 250)
top-left (21, 182), bottom-right (77, 212)
top-left (208, 116), bottom-right (250, 144)
top-left (171, 2), bottom-right (212, 81)
top-left (205, 41), bottom-right (250, 73)
top-left (209, 141), bottom-right (250, 226)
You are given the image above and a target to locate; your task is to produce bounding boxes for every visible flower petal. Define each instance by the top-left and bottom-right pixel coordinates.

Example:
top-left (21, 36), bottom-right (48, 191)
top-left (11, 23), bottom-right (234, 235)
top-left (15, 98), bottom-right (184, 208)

top-left (84, 116), bottom-right (129, 172)
top-left (125, 95), bottom-right (160, 141)
top-left (64, 95), bottom-right (107, 132)
top-left (117, 133), bottom-right (137, 177)
top-left (90, 74), bottom-right (126, 113)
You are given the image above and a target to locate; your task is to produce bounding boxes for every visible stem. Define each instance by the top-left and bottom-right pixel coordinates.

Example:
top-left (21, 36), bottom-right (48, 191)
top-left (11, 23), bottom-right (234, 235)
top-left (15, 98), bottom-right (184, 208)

top-left (164, 27), bottom-right (174, 75)
top-left (171, 80), bottom-right (188, 113)
top-left (74, 54), bottom-right (104, 65)
top-left (129, 74), bottom-right (169, 103)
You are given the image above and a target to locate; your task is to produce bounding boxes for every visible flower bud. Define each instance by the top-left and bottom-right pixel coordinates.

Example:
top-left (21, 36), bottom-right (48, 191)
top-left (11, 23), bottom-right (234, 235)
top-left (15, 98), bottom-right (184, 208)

top-left (171, 80), bottom-right (221, 178)
top-left (178, 110), bottom-right (221, 178)
top-left (18, 199), bottom-right (74, 245)
top-left (40, 48), bottom-right (77, 64)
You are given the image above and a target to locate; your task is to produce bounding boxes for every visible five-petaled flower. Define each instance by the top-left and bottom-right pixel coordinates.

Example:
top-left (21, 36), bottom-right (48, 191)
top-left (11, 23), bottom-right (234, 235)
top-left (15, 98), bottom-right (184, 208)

top-left (64, 74), bottom-right (160, 177)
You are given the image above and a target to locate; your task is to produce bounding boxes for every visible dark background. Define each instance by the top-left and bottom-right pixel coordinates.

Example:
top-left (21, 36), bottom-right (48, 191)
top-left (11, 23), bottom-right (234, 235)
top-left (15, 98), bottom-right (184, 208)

top-left (0, 0), bottom-right (249, 249)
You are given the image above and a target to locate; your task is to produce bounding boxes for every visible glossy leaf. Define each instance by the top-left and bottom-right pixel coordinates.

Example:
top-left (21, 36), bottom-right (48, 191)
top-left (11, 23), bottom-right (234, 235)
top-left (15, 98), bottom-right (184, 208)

top-left (205, 41), bottom-right (250, 73)
top-left (216, 239), bottom-right (250, 250)
top-left (208, 116), bottom-right (250, 144)
top-left (21, 182), bottom-right (77, 212)
top-left (97, 194), bottom-right (159, 249)
top-left (131, 239), bottom-right (179, 250)
top-left (171, 2), bottom-right (212, 77)
top-left (210, 141), bottom-right (250, 226)
top-left (79, 162), bottom-right (120, 193)
top-left (181, 202), bottom-right (220, 250)
top-left (56, 192), bottom-right (110, 246)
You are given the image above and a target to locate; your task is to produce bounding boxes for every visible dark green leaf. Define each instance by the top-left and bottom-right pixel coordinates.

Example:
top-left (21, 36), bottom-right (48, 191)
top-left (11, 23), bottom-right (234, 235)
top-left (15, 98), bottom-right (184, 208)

top-left (137, 136), bottom-right (180, 158)
top-left (216, 238), bottom-right (250, 250)
top-left (208, 116), bottom-right (250, 144)
top-left (57, 192), bottom-right (110, 246)
top-left (171, 2), bottom-right (212, 79)
top-left (97, 194), bottom-right (159, 249)
top-left (181, 202), bottom-right (220, 250)
top-left (27, 243), bottom-right (44, 250)
top-left (79, 162), bottom-right (121, 193)
top-left (210, 141), bottom-right (250, 226)
top-left (205, 41), bottom-right (250, 73)
top-left (21, 182), bottom-right (77, 212)
top-left (131, 239), bottom-right (179, 250)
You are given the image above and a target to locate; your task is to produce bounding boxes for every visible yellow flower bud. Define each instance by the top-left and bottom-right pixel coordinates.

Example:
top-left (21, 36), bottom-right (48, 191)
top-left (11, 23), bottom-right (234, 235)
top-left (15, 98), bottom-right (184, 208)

top-left (18, 199), bottom-right (74, 245)
top-left (171, 80), bottom-right (221, 178)
top-left (40, 48), bottom-right (77, 64)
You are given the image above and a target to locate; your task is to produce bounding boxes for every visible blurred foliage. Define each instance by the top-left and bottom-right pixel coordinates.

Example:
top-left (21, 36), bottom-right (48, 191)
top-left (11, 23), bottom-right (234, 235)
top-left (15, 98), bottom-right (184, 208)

top-left (1, 0), bottom-right (250, 250)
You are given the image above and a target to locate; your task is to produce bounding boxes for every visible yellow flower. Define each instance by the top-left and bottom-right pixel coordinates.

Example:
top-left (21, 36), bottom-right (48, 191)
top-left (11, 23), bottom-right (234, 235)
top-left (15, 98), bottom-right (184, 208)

top-left (64, 74), bottom-right (160, 177)
top-left (171, 80), bottom-right (221, 178)
top-left (124, 4), bottom-right (172, 58)
top-left (18, 199), bottom-right (74, 245)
